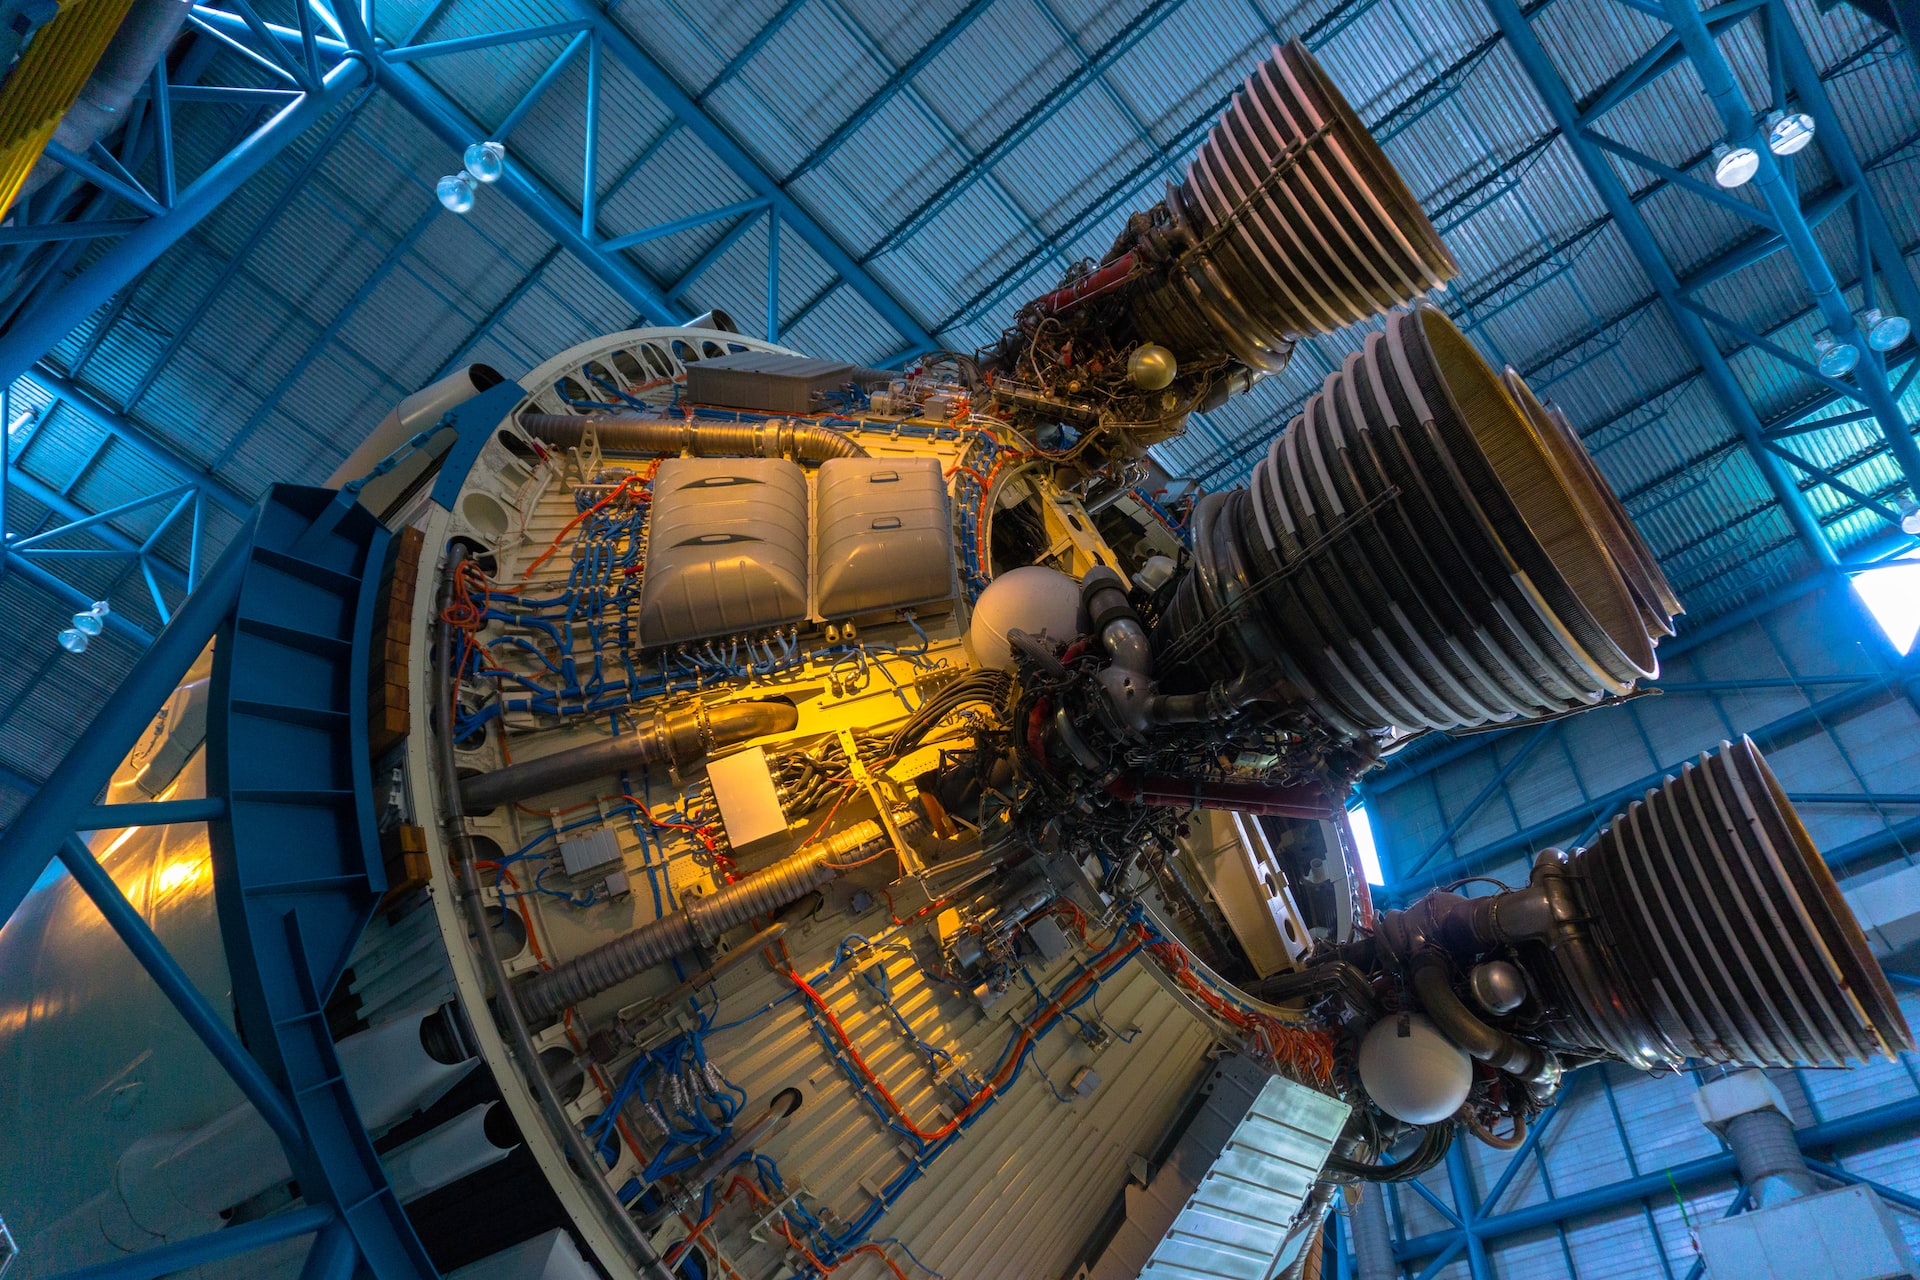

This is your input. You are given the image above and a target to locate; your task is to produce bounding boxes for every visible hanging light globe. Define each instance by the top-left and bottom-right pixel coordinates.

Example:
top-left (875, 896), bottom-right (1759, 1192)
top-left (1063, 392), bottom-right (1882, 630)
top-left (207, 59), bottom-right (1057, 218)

top-left (436, 171), bottom-right (477, 214)
top-left (463, 141), bottom-right (506, 183)
top-left (1813, 331), bottom-right (1860, 378)
top-left (1766, 109), bottom-right (1816, 156)
top-left (1855, 307), bottom-right (1911, 353)
top-left (1712, 142), bottom-right (1760, 188)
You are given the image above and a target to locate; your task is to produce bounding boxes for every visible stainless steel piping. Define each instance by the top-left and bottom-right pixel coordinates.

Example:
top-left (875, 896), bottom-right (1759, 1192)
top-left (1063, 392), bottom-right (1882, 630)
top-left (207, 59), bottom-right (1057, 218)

top-left (458, 699), bottom-right (799, 811)
top-left (521, 413), bottom-right (868, 461)
top-left (517, 811), bottom-right (924, 1023)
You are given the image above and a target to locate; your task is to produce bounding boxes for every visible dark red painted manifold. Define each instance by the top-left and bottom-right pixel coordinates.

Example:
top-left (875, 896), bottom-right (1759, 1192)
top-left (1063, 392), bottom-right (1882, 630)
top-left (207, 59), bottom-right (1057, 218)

top-left (1109, 776), bottom-right (1334, 819)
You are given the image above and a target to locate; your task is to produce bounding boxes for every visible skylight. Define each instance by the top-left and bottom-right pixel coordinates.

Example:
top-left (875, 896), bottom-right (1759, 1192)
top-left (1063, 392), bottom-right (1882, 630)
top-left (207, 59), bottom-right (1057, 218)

top-left (1852, 549), bottom-right (1920, 655)
top-left (1348, 805), bottom-right (1386, 886)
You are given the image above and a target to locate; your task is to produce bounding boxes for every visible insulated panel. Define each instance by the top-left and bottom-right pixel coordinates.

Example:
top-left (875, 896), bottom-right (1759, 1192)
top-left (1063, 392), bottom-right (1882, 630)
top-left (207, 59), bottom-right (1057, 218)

top-left (813, 455), bottom-right (955, 619)
top-left (637, 457), bottom-right (810, 646)
top-left (689, 922), bottom-right (1216, 1280)
top-left (1140, 1074), bottom-right (1350, 1278)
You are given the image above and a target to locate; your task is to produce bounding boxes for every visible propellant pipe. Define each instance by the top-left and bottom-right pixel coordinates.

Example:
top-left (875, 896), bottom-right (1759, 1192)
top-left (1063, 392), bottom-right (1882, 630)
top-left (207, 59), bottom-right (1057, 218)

top-left (521, 413), bottom-right (868, 460)
top-left (517, 811), bottom-right (924, 1022)
top-left (458, 700), bottom-right (798, 811)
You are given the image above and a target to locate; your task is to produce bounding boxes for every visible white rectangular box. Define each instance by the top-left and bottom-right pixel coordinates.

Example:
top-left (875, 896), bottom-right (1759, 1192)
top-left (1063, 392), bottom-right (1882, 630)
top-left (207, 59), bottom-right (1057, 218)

top-left (1698, 1184), bottom-right (1918, 1279)
top-left (707, 745), bottom-right (787, 849)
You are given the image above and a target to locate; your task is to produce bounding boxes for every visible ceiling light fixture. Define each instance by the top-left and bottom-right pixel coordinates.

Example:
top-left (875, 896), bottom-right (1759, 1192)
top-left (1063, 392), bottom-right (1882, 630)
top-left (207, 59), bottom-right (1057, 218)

top-left (58, 599), bottom-right (110, 654)
top-left (1765, 109), bottom-right (1816, 156)
top-left (1855, 307), bottom-right (1911, 353)
top-left (1712, 142), bottom-right (1760, 188)
top-left (436, 170), bottom-right (477, 214)
top-left (1812, 330), bottom-right (1860, 377)
top-left (463, 141), bottom-right (506, 183)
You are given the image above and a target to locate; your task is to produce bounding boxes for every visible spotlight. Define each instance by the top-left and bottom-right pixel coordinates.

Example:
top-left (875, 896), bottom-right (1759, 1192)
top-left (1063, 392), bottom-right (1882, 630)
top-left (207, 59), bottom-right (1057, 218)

top-left (59, 600), bottom-right (110, 653)
top-left (463, 141), bottom-right (506, 183)
top-left (436, 171), bottom-right (477, 214)
top-left (1766, 109), bottom-right (1816, 155)
top-left (1712, 142), bottom-right (1759, 188)
top-left (1855, 307), bottom-right (1911, 352)
top-left (1899, 500), bottom-right (1920, 537)
top-left (1813, 330), bottom-right (1860, 377)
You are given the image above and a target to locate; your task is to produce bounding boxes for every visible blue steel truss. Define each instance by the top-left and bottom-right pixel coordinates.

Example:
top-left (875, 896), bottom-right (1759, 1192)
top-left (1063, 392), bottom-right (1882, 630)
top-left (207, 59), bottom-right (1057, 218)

top-left (1480, 0), bottom-right (1920, 572)
top-left (0, 479), bottom-right (437, 1280)
top-left (0, 22), bottom-right (372, 386)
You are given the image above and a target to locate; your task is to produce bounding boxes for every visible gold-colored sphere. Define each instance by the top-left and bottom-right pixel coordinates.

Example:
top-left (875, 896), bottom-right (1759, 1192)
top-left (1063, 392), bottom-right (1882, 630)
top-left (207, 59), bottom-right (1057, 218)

top-left (1127, 344), bottom-right (1177, 391)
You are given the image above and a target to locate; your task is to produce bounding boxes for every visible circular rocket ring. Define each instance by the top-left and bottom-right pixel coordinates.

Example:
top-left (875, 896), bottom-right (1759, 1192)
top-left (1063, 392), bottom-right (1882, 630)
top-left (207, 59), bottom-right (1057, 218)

top-left (1389, 304), bottom-right (1655, 688)
top-left (1286, 378), bottom-right (1473, 729)
top-left (1568, 740), bottom-right (1913, 1067)
top-left (1371, 318), bottom-right (1608, 708)
top-left (1186, 100), bottom-right (1346, 337)
top-left (1342, 331), bottom-right (1571, 719)
top-left (1168, 157), bottom-right (1321, 370)
top-left (1717, 739), bottom-right (1910, 1060)
top-left (1193, 83), bottom-right (1367, 336)
top-left (1245, 50), bottom-right (1432, 320)
top-left (1251, 403), bottom-right (1425, 732)
top-left (1272, 39), bottom-right (1456, 298)
top-left (1316, 352), bottom-right (1516, 726)
top-left (1330, 346), bottom-right (1547, 723)
top-left (1502, 371), bottom-right (1682, 632)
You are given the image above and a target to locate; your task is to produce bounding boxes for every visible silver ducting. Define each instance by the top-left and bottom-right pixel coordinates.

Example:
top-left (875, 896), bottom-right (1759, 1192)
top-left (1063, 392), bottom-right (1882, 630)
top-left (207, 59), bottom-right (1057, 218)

top-left (458, 700), bottom-right (799, 812)
top-left (328, 364), bottom-right (507, 489)
top-left (21, 0), bottom-right (192, 202)
top-left (515, 812), bottom-right (922, 1023)
top-left (519, 412), bottom-right (868, 462)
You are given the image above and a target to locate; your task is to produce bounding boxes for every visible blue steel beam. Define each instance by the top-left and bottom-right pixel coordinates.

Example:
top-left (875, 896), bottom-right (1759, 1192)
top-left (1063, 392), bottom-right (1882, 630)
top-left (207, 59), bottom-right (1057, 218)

top-left (2, 552), bottom-right (156, 645)
top-left (19, 370), bottom-right (253, 517)
top-left (862, 0), bottom-right (1188, 263)
top-left (207, 203), bottom-right (439, 471)
top-left (1479, 0), bottom-right (1836, 567)
top-left (552, 1), bottom-right (938, 355)
top-left (0, 55), bottom-right (371, 386)
top-left (1444, 1141), bottom-right (1493, 1280)
top-left (1403, 721), bottom-right (1561, 878)
top-left (694, 0), bottom-right (806, 101)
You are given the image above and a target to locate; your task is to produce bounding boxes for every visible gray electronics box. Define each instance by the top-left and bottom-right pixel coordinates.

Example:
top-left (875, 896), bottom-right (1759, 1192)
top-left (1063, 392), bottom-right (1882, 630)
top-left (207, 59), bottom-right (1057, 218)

top-left (638, 458), bottom-right (810, 646)
top-left (684, 351), bottom-right (860, 414)
top-left (813, 456), bottom-right (955, 620)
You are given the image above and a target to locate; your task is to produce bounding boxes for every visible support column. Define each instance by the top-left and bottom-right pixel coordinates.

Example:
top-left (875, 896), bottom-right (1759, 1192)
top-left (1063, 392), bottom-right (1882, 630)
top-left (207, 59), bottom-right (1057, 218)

top-left (1350, 1184), bottom-right (1400, 1280)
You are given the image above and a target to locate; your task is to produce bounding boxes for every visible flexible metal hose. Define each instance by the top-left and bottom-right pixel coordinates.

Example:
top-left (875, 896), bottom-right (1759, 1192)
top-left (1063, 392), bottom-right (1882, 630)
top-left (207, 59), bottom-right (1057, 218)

top-left (1409, 953), bottom-right (1555, 1083)
top-left (518, 813), bottom-right (924, 1022)
top-left (436, 545), bottom-right (675, 1280)
top-left (521, 413), bottom-right (868, 460)
top-left (458, 700), bottom-right (798, 811)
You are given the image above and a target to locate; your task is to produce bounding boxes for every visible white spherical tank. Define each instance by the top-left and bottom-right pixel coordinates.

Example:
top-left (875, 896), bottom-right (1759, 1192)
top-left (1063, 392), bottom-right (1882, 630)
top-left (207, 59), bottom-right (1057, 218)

top-left (1356, 1013), bottom-right (1473, 1125)
top-left (965, 565), bottom-right (1083, 671)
